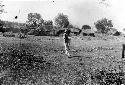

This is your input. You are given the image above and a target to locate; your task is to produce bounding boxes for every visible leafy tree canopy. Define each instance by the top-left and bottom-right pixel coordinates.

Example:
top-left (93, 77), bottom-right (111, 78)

top-left (94, 18), bottom-right (113, 33)
top-left (54, 13), bottom-right (69, 28)
top-left (26, 13), bottom-right (44, 28)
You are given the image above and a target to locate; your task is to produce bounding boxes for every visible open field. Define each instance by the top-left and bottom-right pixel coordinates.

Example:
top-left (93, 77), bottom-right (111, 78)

top-left (0, 35), bottom-right (125, 85)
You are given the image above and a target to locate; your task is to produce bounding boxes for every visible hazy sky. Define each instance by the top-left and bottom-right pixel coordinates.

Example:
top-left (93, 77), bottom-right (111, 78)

top-left (1, 0), bottom-right (125, 32)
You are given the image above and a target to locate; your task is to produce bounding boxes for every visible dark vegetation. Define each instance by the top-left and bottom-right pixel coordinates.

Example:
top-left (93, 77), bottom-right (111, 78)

top-left (0, 12), bottom-right (121, 37)
top-left (82, 33), bottom-right (95, 37)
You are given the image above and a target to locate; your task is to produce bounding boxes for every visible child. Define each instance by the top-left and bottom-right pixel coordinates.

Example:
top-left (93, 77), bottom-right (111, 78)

top-left (63, 28), bottom-right (71, 56)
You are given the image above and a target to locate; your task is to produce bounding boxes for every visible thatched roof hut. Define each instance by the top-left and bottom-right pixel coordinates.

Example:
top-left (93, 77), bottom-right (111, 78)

top-left (81, 29), bottom-right (95, 37)
top-left (81, 29), bottom-right (95, 33)
top-left (113, 31), bottom-right (121, 36)
top-left (55, 27), bottom-right (81, 36)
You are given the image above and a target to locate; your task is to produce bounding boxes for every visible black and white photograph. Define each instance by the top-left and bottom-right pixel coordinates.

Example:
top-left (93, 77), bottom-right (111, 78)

top-left (0, 0), bottom-right (125, 84)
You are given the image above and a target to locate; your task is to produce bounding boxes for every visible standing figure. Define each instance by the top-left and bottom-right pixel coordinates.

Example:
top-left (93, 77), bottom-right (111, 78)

top-left (63, 28), bottom-right (71, 56)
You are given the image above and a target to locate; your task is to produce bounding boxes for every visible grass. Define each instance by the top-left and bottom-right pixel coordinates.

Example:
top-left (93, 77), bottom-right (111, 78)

top-left (0, 35), bottom-right (125, 85)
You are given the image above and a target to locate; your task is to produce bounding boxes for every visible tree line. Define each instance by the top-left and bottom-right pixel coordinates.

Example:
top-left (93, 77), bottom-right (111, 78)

top-left (0, 0), bottom-right (122, 37)
top-left (0, 12), bottom-right (120, 36)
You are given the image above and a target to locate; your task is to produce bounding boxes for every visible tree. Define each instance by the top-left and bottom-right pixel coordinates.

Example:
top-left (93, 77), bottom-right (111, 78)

top-left (54, 13), bottom-right (69, 28)
top-left (43, 20), bottom-right (53, 31)
top-left (94, 18), bottom-right (113, 33)
top-left (0, 2), bottom-right (6, 33)
top-left (26, 13), bottom-right (44, 29)
top-left (0, 20), bottom-right (5, 33)
top-left (26, 13), bottom-right (45, 35)
top-left (36, 20), bottom-right (53, 36)
top-left (44, 20), bottom-right (53, 26)
top-left (0, 2), bottom-right (5, 14)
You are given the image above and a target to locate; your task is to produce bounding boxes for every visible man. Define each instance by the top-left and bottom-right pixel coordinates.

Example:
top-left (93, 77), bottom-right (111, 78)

top-left (63, 28), bottom-right (71, 56)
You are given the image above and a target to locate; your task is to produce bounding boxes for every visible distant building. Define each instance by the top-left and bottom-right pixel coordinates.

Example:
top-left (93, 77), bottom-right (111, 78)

top-left (80, 28), bottom-right (95, 37)
top-left (55, 27), bottom-right (81, 36)
top-left (113, 31), bottom-right (121, 36)
top-left (108, 28), bottom-right (121, 36)
top-left (55, 28), bottom-right (68, 36)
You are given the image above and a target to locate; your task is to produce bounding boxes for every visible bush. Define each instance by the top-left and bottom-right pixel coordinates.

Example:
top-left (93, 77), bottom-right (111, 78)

top-left (17, 33), bottom-right (27, 39)
top-left (94, 18), bottom-right (113, 34)
top-left (27, 29), bottom-right (36, 35)
top-left (3, 32), bottom-right (15, 37)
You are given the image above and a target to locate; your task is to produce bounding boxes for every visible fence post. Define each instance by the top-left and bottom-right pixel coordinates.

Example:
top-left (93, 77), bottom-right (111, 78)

top-left (121, 44), bottom-right (125, 73)
top-left (122, 44), bottom-right (125, 58)
top-left (121, 44), bottom-right (125, 85)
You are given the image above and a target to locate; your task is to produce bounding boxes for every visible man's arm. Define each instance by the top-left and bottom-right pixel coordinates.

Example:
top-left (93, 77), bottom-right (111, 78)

top-left (63, 33), bottom-right (65, 39)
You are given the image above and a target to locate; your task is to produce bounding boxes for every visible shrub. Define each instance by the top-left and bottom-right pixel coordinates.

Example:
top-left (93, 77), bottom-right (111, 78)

top-left (3, 32), bottom-right (15, 37)
top-left (94, 18), bottom-right (113, 34)
top-left (17, 33), bottom-right (27, 39)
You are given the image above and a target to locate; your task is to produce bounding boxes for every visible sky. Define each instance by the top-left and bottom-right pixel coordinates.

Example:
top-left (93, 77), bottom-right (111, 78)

top-left (1, 0), bottom-right (125, 33)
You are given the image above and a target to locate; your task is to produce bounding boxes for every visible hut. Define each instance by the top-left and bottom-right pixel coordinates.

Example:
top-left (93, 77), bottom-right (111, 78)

top-left (113, 31), bottom-right (121, 36)
top-left (69, 28), bottom-right (81, 36)
top-left (108, 28), bottom-right (121, 36)
top-left (55, 27), bottom-right (81, 36)
top-left (81, 29), bottom-right (95, 37)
